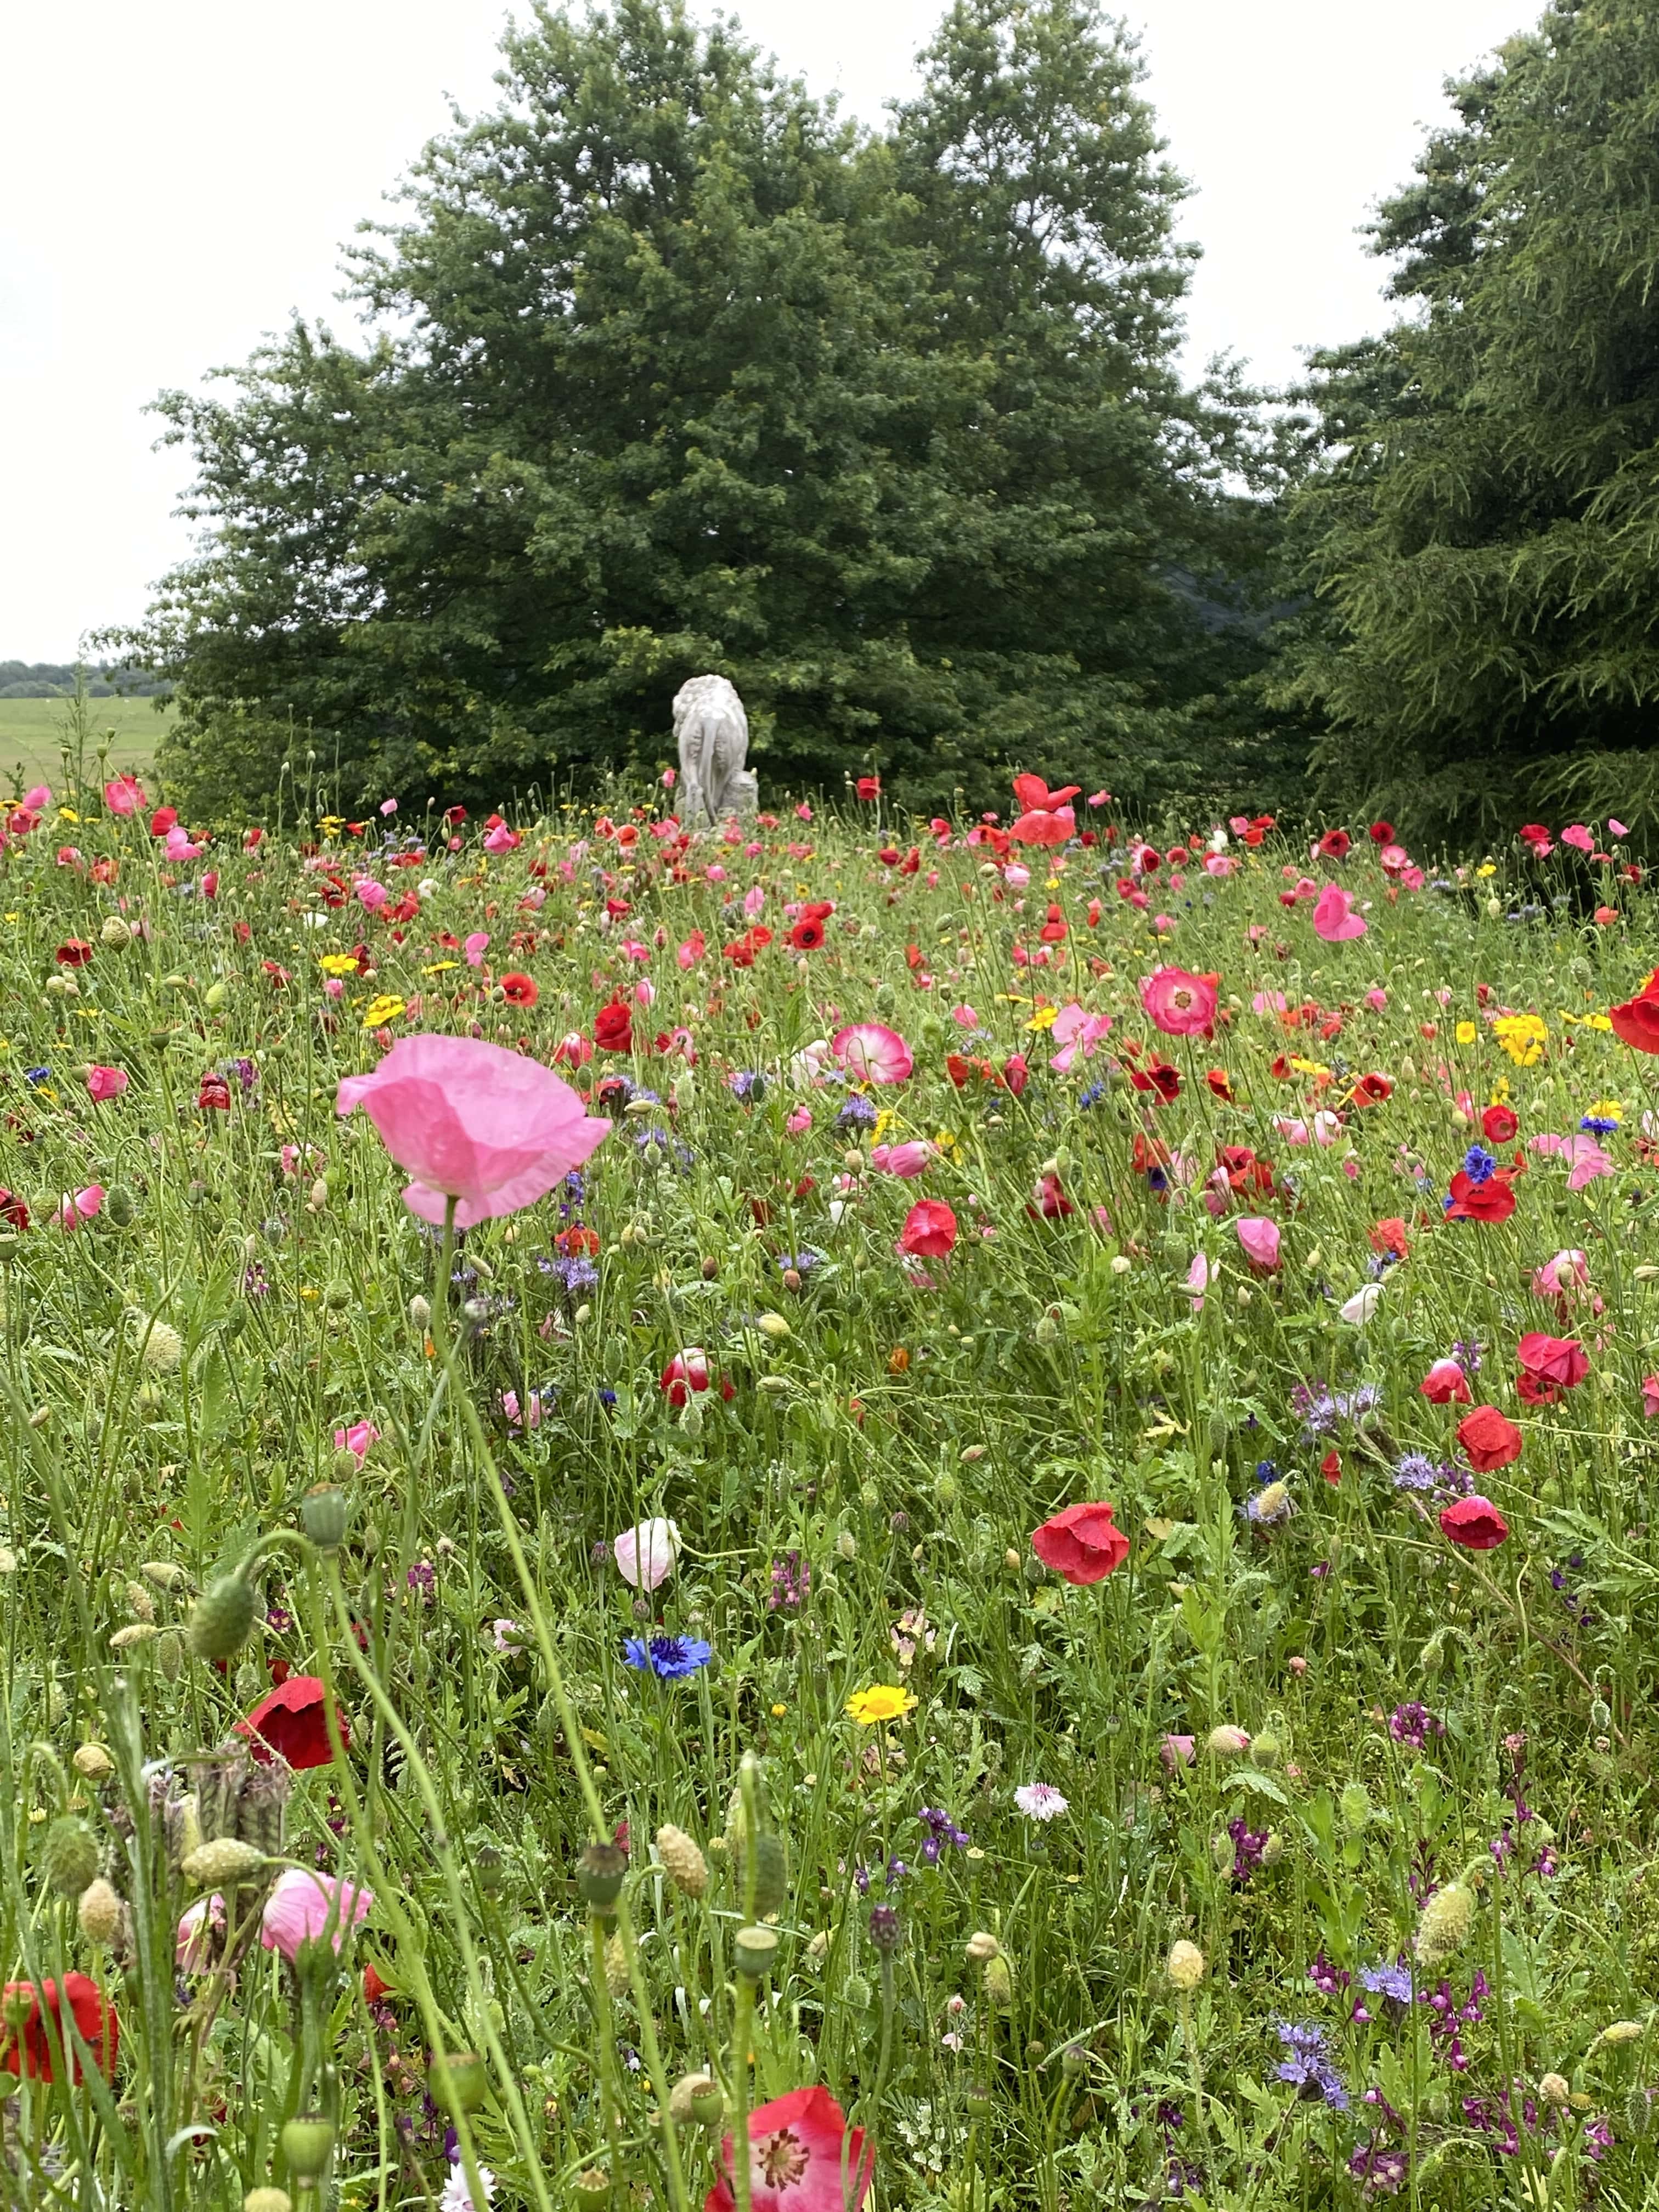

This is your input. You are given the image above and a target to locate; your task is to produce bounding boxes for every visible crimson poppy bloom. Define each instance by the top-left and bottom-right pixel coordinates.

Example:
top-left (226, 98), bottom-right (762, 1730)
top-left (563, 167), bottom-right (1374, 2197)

top-left (788, 917), bottom-right (825, 951)
top-left (1516, 1332), bottom-right (1588, 1397)
top-left (1369, 1217), bottom-right (1409, 1259)
top-left (1, 1973), bottom-right (117, 2083)
top-left (1444, 1168), bottom-right (1516, 1222)
top-left (55, 940), bottom-right (93, 967)
top-left (1315, 829), bottom-right (1351, 860)
top-left (1420, 1358), bottom-right (1471, 1404)
top-left (235, 1674), bottom-right (346, 1770)
top-left (198, 1074), bottom-right (232, 1111)
top-left (855, 777), bottom-right (881, 802)
top-left (1457, 1406), bottom-right (1523, 1472)
top-left (1031, 1502), bottom-right (1129, 1584)
top-left (499, 972), bottom-right (539, 1008)
top-left (1128, 1057), bottom-right (1181, 1102)
top-left (1481, 1103), bottom-right (1519, 1143)
top-left (1369, 821), bottom-right (1395, 843)
top-left (1440, 1496), bottom-right (1509, 1550)
top-left (1609, 973), bottom-right (1659, 1052)
top-left (0, 1190), bottom-right (29, 1232)
top-left (898, 1200), bottom-right (957, 1258)
top-left (594, 1000), bottom-right (633, 1052)
top-left (1350, 1073), bottom-right (1392, 1107)
top-left (1206, 1068), bottom-right (1234, 1101)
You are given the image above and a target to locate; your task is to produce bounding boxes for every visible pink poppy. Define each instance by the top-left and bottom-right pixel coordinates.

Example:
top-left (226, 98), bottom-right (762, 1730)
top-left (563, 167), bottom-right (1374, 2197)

top-left (1559, 823), bottom-right (1594, 854)
top-left (1159, 1734), bottom-right (1196, 1773)
top-left (870, 1142), bottom-right (934, 1177)
top-left (1031, 1502), bottom-right (1129, 1584)
top-left (1312, 883), bottom-right (1367, 941)
top-left (1184, 1253), bottom-right (1211, 1312)
top-left (333, 1419), bottom-right (380, 1461)
top-left (464, 931), bottom-right (490, 966)
top-left (1048, 1003), bottom-right (1113, 1073)
top-left (1643, 1375), bottom-right (1659, 1419)
top-left (355, 879), bottom-right (389, 911)
top-left (612, 1517), bottom-right (681, 1589)
top-left (704, 2086), bottom-right (872, 2212)
top-left (1528, 1132), bottom-right (1613, 1190)
top-left (1235, 1216), bottom-right (1280, 1271)
top-left (1139, 967), bottom-right (1218, 1038)
top-left (1610, 819), bottom-right (1630, 839)
top-left (259, 1869), bottom-right (372, 1961)
top-left (898, 1200), bottom-right (957, 1258)
top-left (58, 1186), bottom-right (104, 1230)
top-left (104, 774), bottom-right (148, 816)
top-left (831, 1024), bottom-right (913, 1085)
top-left (483, 821), bottom-right (522, 855)
top-left (1532, 1248), bottom-right (1590, 1302)
top-left (85, 1065), bottom-right (128, 1102)
top-left (336, 1035), bottom-right (610, 1227)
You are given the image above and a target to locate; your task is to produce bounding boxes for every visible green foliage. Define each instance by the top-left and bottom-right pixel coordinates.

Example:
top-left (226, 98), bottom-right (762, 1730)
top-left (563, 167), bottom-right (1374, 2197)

top-left (1280, 0), bottom-right (1659, 844)
top-left (108, 0), bottom-right (1285, 822)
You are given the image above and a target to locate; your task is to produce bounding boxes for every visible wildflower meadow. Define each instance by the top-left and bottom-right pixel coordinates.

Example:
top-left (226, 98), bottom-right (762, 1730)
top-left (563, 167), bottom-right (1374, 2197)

top-left (7, 754), bottom-right (1659, 2212)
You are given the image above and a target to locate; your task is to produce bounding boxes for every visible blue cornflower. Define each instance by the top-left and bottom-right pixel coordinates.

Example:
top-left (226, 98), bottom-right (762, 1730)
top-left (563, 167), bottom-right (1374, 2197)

top-left (1078, 1081), bottom-right (1108, 1109)
top-left (1580, 1115), bottom-right (1619, 1136)
top-left (1254, 1460), bottom-right (1279, 1486)
top-left (23, 1066), bottom-right (50, 1087)
top-left (777, 1249), bottom-right (823, 1275)
top-left (598, 1387), bottom-right (618, 1408)
top-left (1462, 1145), bottom-right (1496, 1185)
top-left (622, 1635), bottom-right (714, 1681)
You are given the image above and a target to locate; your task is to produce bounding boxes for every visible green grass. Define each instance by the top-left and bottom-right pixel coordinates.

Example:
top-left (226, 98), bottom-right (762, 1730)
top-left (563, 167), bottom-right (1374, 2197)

top-left (0, 695), bottom-right (170, 787)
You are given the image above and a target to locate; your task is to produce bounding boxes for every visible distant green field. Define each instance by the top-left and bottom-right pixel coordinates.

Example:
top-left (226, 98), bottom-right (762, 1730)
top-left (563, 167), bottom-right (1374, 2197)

top-left (0, 696), bottom-right (171, 789)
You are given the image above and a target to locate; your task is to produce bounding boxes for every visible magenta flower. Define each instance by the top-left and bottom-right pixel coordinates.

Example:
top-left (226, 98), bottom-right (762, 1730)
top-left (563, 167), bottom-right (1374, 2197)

top-left (57, 1186), bottom-right (104, 1231)
top-left (333, 1419), bottom-right (380, 1461)
top-left (104, 774), bottom-right (148, 816)
top-left (85, 1065), bottom-right (129, 1102)
top-left (831, 1024), bottom-right (913, 1084)
top-left (259, 1869), bottom-right (372, 1961)
top-left (1312, 884), bottom-right (1367, 941)
top-left (336, 1035), bottom-right (609, 1227)
top-left (870, 1142), bottom-right (934, 1177)
top-left (1235, 1216), bottom-right (1281, 1271)
top-left (705, 2086), bottom-right (872, 2212)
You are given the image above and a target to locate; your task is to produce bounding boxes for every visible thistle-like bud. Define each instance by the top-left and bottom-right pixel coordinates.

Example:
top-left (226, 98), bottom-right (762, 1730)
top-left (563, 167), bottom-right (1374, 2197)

top-left (1538, 2072), bottom-right (1570, 2108)
top-left (1339, 1781), bottom-right (1372, 1835)
top-left (1248, 1730), bottom-right (1282, 1771)
top-left (72, 1744), bottom-right (114, 1780)
top-left (1625, 2087), bottom-right (1654, 2140)
top-left (982, 1953), bottom-right (1014, 2009)
top-left (39, 1816), bottom-right (100, 1899)
top-left (577, 1842), bottom-right (628, 1910)
top-left (188, 1571), bottom-right (258, 1663)
top-left (867, 1903), bottom-right (901, 1956)
top-left (183, 1837), bottom-right (267, 1888)
top-left (1205, 1726), bottom-right (1250, 1758)
top-left (735, 1830), bottom-right (788, 1919)
top-left (1261, 1830), bottom-right (1284, 1867)
top-left (244, 2192), bottom-right (293, 2212)
top-left (1209, 1831), bottom-right (1234, 1874)
top-left (77, 1877), bottom-right (126, 1946)
top-left (235, 1765), bottom-right (291, 1858)
top-left (603, 1929), bottom-right (631, 1997)
top-left (843, 1971), bottom-right (873, 2011)
top-left (278, 2115), bottom-right (334, 2186)
top-left (105, 1184), bottom-right (137, 1227)
top-left (157, 1629), bottom-right (184, 1681)
top-left (965, 1931), bottom-right (1001, 1965)
top-left (656, 1824), bottom-right (708, 1899)
top-left (1166, 1940), bottom-right (1205, 1991)
top-left (1414, 1879), bottom-right (1476, 1968)
top-left (1599, 2019), bottom-right (1644, 2049)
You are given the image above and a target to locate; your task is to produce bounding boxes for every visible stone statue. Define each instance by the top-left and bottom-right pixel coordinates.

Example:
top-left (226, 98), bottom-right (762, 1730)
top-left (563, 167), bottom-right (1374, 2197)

top-left (673, 674), bottom-right (757, 824)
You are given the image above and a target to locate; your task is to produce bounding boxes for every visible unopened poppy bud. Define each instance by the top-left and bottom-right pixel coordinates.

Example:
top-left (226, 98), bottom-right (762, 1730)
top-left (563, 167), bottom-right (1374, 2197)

top-left (655, 1824), bottom-right (708, 1899)
top-left (1033, 1313), bottom-right (1060, 1345)
top-left (189, 1570), bottom-right (258, 1662)
top-left (106, 1184), bottom-right (136, 1227)
top-left (1340, 1781), bottom-right (1372, 1835)
top-left (1003, 1548), bottom-right (1020, 1570)
top-left (99, 916), bottom-right (132, 950)
top-left (183, 1837), bottom-right (267, 1888)
top-left (573, 2170), bottom-right (612, 2209)
top-left (1261, 1830), bottom-right (1284, 1866)
top-left (140, 1560), bottom-right (187, 1591)
top-left (1166, 1940), bottom-right (1205, 1991)
top-left (308, 1178), bottom-right (329, 1211)
top-left (755, 1312), bottom-right (790, 1340)
top-left (735, 1830), bottom-right (788, 1918)
top-left (603, 1929), bottom-right (631, 1997)
top-left (1210, 1831), bottom-right (1234, 1873)
top-left (734, 1925), bottom-right (779, 1978)
top-left (78, 1876), bottom-right (125, 1945)
top-left (1590, 1696), bottom-right (1612, 1731)
top-left (575, 1841), bottom-right (628, 1909)
top-left (72, 1743), bottom-right (115, 1780)
top-left (837, 1530), bottom-right (857, 1560)
top-left (844, 1971), bottom-right (873, 2011)
top-left (982, 1953), bottom-right (1014, 2008)
top-left (1599, 2019), bottom-right (1644, 2049)
top-left (1626, 2086), bottom-right (1654, 2139)
top-left (961, 1444), bottom-right (986, 1462)
top-left (1414, 1878), bottom-right (1476, 1968)
top-left (40, 1816), bottom-right (100, 1898)
top-left (1248, 1730), bottom-right (1282, 1771)
top-left (409, 1294), bottom-right (431, 1328)
top-left (935, 1472), bottom-right (959, 1506)
top-left (1205, 1725), bottom-right (1250, 1758)
top-left (278, 2115), bottom-right (334, 2186)
top-left (429, 2050), bottom-right (490, 2115)
top-left (1538, 2072), bottom-right (1570, 2108)
top-left (301, 1484), bottom-right (350, 1550)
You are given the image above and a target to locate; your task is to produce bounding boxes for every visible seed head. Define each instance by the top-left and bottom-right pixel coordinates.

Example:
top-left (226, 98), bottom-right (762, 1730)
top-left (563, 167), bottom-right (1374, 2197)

top-left (655, 1824), bottom-right (708, 1899)
top-left (1414, 1879), bottom-right (1476, 1968)
top-left (77, 1877), bottom-right (126, 1946)
top-left (182, 1837), bottom-right (268, 1888)
top-left (1167, 1940), bottom-right (1205, 1991)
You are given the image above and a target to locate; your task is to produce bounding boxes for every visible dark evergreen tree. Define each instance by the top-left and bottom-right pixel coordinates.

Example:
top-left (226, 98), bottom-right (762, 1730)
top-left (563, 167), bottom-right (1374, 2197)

top-left (1280, 0), bottom-right (1659, 842)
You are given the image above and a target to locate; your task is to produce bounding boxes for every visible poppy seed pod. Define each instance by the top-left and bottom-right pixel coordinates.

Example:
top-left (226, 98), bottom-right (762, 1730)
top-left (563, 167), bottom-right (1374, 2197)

top-left (429, 2050), bottom-right (490, 2115)
top-left (188, 1571), bottom-right (258, 1663)
top-left (655, 1824), bottom-right (708, 1899)
top-left (575, 1842), bottom-right (628, 1910)
top-left (300, 1484), bottom-right (349, 1551)
top-left (573, 2171), bottom-right (612, 2209)
top-left (734, 1925), bottom-right (779, 1978)
top-left (278, 2116), bottom-right (334, 2186)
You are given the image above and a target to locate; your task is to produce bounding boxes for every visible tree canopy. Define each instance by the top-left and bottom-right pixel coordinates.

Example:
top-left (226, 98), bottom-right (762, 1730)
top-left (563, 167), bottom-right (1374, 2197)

top-left (1280, 0), bottom-right (1659, 842)
top-left (115, 0), bottom-right (1286, 821)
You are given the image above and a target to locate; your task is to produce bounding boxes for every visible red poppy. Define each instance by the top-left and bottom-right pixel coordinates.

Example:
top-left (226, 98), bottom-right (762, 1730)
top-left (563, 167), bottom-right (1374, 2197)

top-left (1029, 1171), bottom-right (1074, 1218)
top-left (55, 940), bottom-right (93, 967)
top-left (1350, 1073), bottom-right (1392, 1107)
top-left (1609, 972), bottom-right (1659, 1053)
top-left (0, 1190), bottom-right (29, 1232)
top-left (1481, 1103), bottom-right (1519, 1143)
top-left (198, 1074), bottom-right (233, 1111)
top-left (855, 776), bottom-right (881, 802)
top-left (499, 972), bottom-right (539, 1008)
top-left (1440, 1496), bottom-right (1509, 1550)
top-left (898, 1200), bottom-right (957, 1257)
top-left (594, 1000), bottom-right (634, 1052)
top-left (1516, 1332), bottom-right (1588, 1398)
top-left (2, 1973), bottom-right (118, 2083)
top-left (1038, 904), bottom-right (1068, 944)
top-left (1031, 1502), bottom-right (1129, 1584)
top-left (1206, 1068), bottom-right (1234, 1102)
top-left (1320, 1449), bottom-right (1342, 1486)
top-left (1128, 1057), bottom-right (1180, 1102)
top-left (1368, 821), bottom-right (1395, 843)
top-left (1444, 1168), bottom-right (1515, 1222)
top-left (1001, 1053), bottom-right (1029, 1096)
top-left (789, 917), bottom-right (825, 951)
top-left (149, 807), bottom-right (178, 838)
top-left (1368, 1217), bottom-right (1409, 1260)
top-left (1420, 1358), bottom-right (1471, 1404)
top-left (1316, 829), bottom-right (1351, 861)
top-left (235, 1674), bottom-right (345, 1770)
top-left (1456, 1406), bottom-right (1523, 1472)
top-left (558, 1223), bottom-right (600, 1257)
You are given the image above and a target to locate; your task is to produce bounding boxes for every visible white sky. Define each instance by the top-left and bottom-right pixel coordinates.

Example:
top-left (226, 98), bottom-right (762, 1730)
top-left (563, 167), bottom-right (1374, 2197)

top-left (2, 0), bottom-right (1530, 663)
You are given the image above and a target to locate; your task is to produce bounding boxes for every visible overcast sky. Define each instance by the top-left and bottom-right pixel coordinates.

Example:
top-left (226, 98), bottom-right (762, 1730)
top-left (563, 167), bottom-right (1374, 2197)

top-left (2, 0), bottom-right (1530, 663)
